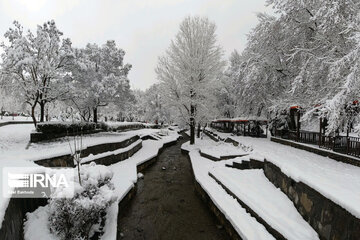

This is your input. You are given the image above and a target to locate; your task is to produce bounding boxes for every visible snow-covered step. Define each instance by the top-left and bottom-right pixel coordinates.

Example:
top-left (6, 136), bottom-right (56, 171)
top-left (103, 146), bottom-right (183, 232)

top-left (188, 150), bottom-right (275, 240)
top-left (209, 167), bottom-right (319, 240)
top-left (225, 160), bottom-right (250, 169)
top-left (81, 139), bottom-right (143, 165)
top-left (140, 133), bottom-right (162, 141)
top-left (226, 158), bottom-right (265, 170)
top-left (151, 133), bottom-right (162, 139)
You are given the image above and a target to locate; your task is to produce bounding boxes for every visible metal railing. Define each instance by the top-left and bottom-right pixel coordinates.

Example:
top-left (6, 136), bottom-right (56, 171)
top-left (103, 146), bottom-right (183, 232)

top-left (274, 130), bottom-right (360, 158)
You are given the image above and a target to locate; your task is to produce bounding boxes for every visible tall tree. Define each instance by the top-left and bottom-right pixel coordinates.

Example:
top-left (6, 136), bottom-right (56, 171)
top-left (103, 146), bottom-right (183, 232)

top-left (1, 20), bottom-right (73, 126)
top-left (215, 50), bottom-right (242, 118)
top-left (156, 16), bottom-right (224, 144)
top-left (69, 41), bottom-right (132, 123)
top-left (142, 84), bottom-right (170, 124)
top-left (226, 0), bottom-right (360, 134)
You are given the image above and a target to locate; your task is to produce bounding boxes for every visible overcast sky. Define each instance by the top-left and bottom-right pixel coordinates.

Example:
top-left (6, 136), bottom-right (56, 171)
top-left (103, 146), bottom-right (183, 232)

top-left (0, 0), bottom-right (274, 90)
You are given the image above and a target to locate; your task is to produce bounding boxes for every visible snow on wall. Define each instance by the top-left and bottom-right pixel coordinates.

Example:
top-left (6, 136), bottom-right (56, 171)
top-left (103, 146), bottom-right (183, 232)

top-left (210, 129), bottom-right (360, 219)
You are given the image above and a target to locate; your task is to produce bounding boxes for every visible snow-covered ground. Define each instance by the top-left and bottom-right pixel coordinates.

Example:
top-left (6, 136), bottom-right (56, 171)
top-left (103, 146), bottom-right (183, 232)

top-left (200, 143), bottom-right (248, 159)
top-left (182, 132), bottom-right (249, 159)
top-left (210, 167), bottom-right (319, 240)
top-left (24, 206), bottom-right (58, 240)
top-left (105, 121), bottom-right (157, 129)
top-left (0, 125), bottom-right (168, 229)
top-left (209, 129), bottom-right (360, 219)
top-left (0, 124), bottom-right (35, 152)
top-left (0, 125), bottom-right (160, 163)
top-left (21, 129), bottom-right (180, 240)
top-left (0, 116), bottom-right (33, 123)
top-left (185, 147), bottom-right (275, 240)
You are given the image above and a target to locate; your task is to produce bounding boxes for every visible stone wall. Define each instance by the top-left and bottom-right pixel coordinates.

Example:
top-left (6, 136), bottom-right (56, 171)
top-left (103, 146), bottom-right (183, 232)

top-left (203, 129), bottom-right (221, 142)
top-left (271, 137), bottom-right (360, 167)
top-left (0, 135), bottom-right (178, 240)
top-left (184, 130), bottom-right (360, 239)
top-left (91, 141), bottom-right (142, 166)
top-left (183, 149), bottom-right (242, 240)
top-left (263, 160), bottom-right (360, 240)
top-left (30, 124), bottom-right (160, 143)
top-left (116, 186), bottom-right (137, 240)
top-left (0, 198), bottom-right (47, 240)
top-left (193, 180), bottom-right (242, 240)
top-left (35, 135), bottom-right (140, 167)
top-left (30, 129), bottom-right (103, 143)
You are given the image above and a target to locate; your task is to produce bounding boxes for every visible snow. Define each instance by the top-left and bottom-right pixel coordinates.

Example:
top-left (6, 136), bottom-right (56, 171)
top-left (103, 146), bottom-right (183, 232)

top-left (209, 129), bottom-right (360, 219)
top-left (105, 121), bottom-right (143, 127)
top-left (23, 206), bottom-right (58, 240)
top-left (181, 137), bottom-right (216, 152)
top-left (0, 160), bottom-right (42, 228)
top-left (22, 129), bottom-right (179, 240)
top-left (210, 167), bottom-right (319, 240)
top-left (213, 116), bottom-right (268, 122)
top-left (24, 164), bottom-right (116, 240)
top-left (81, 139), bottom-right (143, 164)
top-left (0, 125), bottom-right (159, 162)
top-left (0, 116), bottom-right (33, 123)
top-left (188, 149), bottom-right (275, 240)
top-left (200, 143), bottom-right (248, 159)
top-left (0, 125), bottom-right (169, 230)
top-left (0, 124), bottom-right (34, 151)
top-left (272, 136), bottom-right (360, 162)
top-left (181, 135), bottom-right (249, 160)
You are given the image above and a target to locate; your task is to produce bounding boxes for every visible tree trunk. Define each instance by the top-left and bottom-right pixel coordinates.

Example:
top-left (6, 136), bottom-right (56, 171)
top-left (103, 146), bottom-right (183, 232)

top-left (93, 107), bottom-right (98, 123)
top-left (190, 104), bottom-right (195, 145)
top-left (40, 101), bottom-right (45, 122)
top-left (31, 104), bottom-right (37, 127)
top-left (190, 119), bottom-right (195, 144)
top-left (197, 123), bottom-right (201, 138)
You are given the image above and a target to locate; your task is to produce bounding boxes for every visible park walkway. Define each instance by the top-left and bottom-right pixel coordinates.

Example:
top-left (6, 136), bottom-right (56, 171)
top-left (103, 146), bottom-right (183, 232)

top-left (117, 135), bottom-right (228, 240)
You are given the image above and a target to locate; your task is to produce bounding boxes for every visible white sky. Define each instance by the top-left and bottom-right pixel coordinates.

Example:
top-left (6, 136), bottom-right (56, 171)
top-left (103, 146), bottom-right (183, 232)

top-left (0, 0), bottom-right (274, 90)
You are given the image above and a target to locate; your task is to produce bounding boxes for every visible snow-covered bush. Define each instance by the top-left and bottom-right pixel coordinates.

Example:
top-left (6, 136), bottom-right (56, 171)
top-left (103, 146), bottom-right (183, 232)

top-left (105, 122), bottom-right (142, 131)
top-left (103, 121), bottom-right (160, 131)
top-left (36, 121), bottom-right (98, 134)
top-left (48, 163), bottom-right (115, 240)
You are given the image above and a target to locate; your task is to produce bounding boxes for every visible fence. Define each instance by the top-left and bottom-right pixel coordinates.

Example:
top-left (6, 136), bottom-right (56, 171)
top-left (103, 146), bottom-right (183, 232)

top-left (274, 130), bottom-right (360, 158)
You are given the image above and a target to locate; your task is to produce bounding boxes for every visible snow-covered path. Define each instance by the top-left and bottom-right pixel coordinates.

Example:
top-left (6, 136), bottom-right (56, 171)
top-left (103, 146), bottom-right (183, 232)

top-left (0, 126), bottom-right (160, 163)
top-left (210, 167), bottom-right (319, 240)
top-left (0, 124), bottom-right (34, 151)
top-left (216, 133), bottom-right (360, 219)
top-left (0, 116), bottom-right (33, 123)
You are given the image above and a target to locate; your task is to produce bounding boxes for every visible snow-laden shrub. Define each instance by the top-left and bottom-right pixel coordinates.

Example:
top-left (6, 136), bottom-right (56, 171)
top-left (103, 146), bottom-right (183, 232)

top-left (104, 121), bottom-right (144, 131)
top-left (48, 163), bottom-right (115, 240)
top-left (36, 121), bottom-right (98, 134)
top-left (96, 122), bottom-right (108, 131)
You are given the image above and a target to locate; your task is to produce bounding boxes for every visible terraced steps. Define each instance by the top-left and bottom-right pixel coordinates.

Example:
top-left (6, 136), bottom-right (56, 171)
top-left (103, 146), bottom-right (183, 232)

top-left (186, 130), bottom-right (360, 239)
top-left (140, 132), bottom-right (162, 141)
top-left (81, 139), bottom-right (143, 165)
top-left (187, 150), bottom-right (276, 240)
top-left (199, 149), bottom-right (248, 161)
top-left (35, 135), bottom-right (141, 167)
top-left (209, 167), bottom-right (319, 240)
top-left (225, 158), bottom-right (264, 170)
